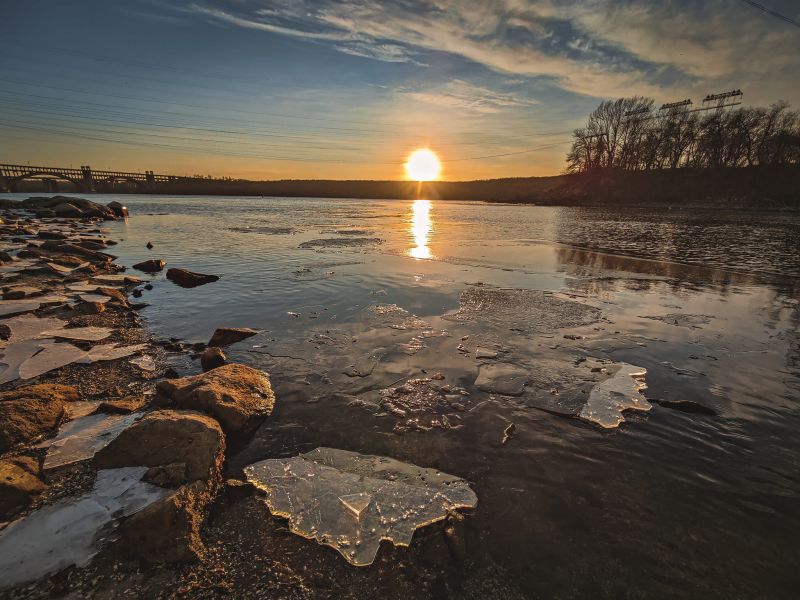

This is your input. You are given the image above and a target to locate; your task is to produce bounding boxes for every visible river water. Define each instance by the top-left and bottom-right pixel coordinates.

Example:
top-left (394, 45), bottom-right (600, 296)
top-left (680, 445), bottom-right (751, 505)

top-left (14, 194), bottom-right (800, 598)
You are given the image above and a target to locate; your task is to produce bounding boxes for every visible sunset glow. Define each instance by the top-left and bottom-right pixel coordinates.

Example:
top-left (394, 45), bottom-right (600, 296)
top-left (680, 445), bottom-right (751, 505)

top-left (405, 149), bottom-right (441, 182)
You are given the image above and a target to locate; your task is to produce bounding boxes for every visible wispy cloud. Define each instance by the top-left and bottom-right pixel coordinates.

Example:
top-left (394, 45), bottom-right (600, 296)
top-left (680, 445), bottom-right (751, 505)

top-left (188, 0), bottom-right (800, 103)
top-left (401, 80), bottom-right (537, 113)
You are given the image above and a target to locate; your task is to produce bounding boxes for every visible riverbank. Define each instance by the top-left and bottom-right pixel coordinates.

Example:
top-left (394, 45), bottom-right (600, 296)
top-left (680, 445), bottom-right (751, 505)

top-left (6, 165), bottom-right (799, 208)
top-left (0, 198), bottom-right (313, 598)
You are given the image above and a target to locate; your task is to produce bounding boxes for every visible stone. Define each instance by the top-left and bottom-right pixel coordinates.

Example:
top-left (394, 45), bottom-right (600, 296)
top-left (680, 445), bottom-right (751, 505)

top-left (0, 459), bottom-right (47, 519)
top-left (36, 230), bottom-right (68, 240)
top-left (96, 286), bottom-right (128, 304)
top-left (166, 268), bottom-right (220, 288)
top-left (95, 396), bottom-right (145, 414)
top-left (155, 364), bottom-right (274, 436)
top-left (0, 384), bottom-right (78, 451)
top-left (146, 242), bottom-right (154, 249)
top-left (52, 202), bottom-right (83, 218)
top-left (117, 479), bottom-right (216, 562)
top-left (3, 285), bottom-right (42, 300)
top-left (94, 410), bottom-right (224, 483)
top-left (207, 327), bottom-right (258, 347)
top-left (200, 346), bottom-right (226, 371)
top-left (0, 251), bottom-right (12, 263)
top-left (133, 259), bottom-right (166, 273)
top-left (93, 411), bottom-right (225, 563)
top-left (107, 201), bottom-right (128, 218)
top-left (79, 300), bottom-right (105, 314)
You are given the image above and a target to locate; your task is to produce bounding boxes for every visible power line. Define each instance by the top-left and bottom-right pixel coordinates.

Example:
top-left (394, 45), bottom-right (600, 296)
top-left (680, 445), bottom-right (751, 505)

top-left (738, 0), bottom-right (800, 28)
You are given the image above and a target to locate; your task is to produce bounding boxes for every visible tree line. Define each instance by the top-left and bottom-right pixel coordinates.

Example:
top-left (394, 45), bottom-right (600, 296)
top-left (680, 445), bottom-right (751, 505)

top-left (566, 97), bottom-right (800, 173)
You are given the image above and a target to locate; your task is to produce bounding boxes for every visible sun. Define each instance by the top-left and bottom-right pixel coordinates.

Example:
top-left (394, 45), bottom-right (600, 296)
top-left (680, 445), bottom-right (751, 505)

top-left (405, 149), bottom-right (441, 182)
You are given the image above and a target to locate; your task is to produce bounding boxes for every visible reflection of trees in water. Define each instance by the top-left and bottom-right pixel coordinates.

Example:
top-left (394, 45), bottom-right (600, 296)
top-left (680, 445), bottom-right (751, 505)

top-left (552, 208), bottom-right (800, 279)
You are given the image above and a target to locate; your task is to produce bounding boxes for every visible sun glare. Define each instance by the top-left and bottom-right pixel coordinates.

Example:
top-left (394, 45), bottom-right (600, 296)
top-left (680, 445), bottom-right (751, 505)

top-left (405, 149), bottom-right (441, 182)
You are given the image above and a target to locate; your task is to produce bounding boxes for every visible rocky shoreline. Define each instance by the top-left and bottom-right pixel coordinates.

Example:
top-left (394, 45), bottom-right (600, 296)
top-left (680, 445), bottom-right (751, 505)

top-left (0, 196), bottom-right (290, 597)
top-left (0, 196), bottom-right (481, 599)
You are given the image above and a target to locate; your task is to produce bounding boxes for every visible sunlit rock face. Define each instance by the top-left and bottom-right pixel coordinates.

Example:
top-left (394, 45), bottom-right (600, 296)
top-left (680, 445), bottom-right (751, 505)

top-left (245, 447), bottom-right (477, 566)
top-left (578, 363), bottom-right (650, 428)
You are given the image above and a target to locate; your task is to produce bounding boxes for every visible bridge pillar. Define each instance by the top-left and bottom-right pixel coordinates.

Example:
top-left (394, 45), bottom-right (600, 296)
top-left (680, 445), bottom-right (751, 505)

top-left (0, 176), bottom-right (8, 193)
top-left (80, 165), bottom-right (95, 193)
top-left (44, 179), bottom-right (58, 193)
top-left (146, 170), bottom-right (156, 191)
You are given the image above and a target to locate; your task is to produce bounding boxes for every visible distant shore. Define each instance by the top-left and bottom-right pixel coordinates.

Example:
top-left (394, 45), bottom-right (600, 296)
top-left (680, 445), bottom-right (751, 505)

top-left (4, 165), bottom-right (799, 209)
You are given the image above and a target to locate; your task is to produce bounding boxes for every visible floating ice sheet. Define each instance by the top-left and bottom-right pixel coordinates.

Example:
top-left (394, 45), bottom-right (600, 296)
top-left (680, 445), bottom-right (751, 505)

top-left (0, 467), bottom-right (167, 589)
top-left (245, 447), bottom-right (477, 566)
top-left (0, 314), bottom-right (66, 344)
top-left (578, 363), bottom-right (650, 428)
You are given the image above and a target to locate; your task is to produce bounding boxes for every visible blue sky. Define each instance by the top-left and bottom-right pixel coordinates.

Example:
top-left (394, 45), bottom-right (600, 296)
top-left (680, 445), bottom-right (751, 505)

top-left (2, 0), bottom-right (798, 179)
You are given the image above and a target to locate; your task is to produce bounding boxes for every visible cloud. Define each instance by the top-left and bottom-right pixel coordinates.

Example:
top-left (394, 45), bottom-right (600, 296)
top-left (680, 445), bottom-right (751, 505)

top-left (188, 0), bottom-right (800, 103)
top-left (401, 80), bottom-right (537, 113)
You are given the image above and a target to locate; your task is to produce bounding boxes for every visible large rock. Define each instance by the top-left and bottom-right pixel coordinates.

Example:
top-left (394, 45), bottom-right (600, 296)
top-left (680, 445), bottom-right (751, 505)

top-left (94, 410), bottom-right (225, 563)
top-left (132, 259), bottom-right (166, 273)
top-left (155, 364), bottom-right (274, 436)
top-left (52, 203), bottom-right (84, 219)
top-left (0, 384), bottom-right (78, 451)
top-left (166, 268), bottom-right (219, 288)
top-left (93, 410), bottom-right (224, 482)
top-left (207, 327), bottom-right (258, 347)
top-left (116, 479), bottom-right (216, 562)
top-left (0, 459), bottom-right (47, 519)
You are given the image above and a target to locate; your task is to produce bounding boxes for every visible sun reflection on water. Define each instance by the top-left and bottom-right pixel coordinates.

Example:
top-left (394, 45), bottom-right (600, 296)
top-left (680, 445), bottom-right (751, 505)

top-left (409, 199), bottom-right (432, 259)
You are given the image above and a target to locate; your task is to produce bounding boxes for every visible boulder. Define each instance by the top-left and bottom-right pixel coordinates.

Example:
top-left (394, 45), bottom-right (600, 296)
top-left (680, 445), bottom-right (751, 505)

top-left (52, 203), bottom-right (84, 219)
top-left (0, 459), bottom-right (47, 519)
top-left (200, 346), bottom-right (226, 371)
top-left (166, 268), bottom-right (219, 288)
top-left (94, 410), bottom-right (225, 563)
top-left (0, 384), bottom-right (78, 451)
top-left (107, 201), bottom-right (128, 218)
top-left (117, 479), bottom-right (217, 562)
top-left (93, 410), bottom-right (224, 482)
top-left (155, 363), bottom-right (274, 436)
top-left (21, 196), bottom-right (116, 220)
top-left (133, 259), bottom-right (166, 273)
top-left (207, 327), bottom-right (258, 347)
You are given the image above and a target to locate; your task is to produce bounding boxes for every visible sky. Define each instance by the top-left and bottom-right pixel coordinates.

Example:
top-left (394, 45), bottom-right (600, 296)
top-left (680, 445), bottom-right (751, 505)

top-left (1, 0), bottom-right (798, 181)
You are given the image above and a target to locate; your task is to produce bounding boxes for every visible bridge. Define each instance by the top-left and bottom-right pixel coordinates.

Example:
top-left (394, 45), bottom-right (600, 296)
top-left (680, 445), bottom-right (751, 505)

top-left (0, 164), bottom-right (202, 193)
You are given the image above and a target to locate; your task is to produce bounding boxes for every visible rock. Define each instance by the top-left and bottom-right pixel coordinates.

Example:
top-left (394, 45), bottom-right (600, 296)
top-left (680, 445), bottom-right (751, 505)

top-left (0, 251), bottom-right (12, 263)
top-left (207, 327), bottom-right (258, 347)
top-left (107, 201), bottom-right (128, 218)
top-left (52, 203), bottom-right (84, 219)
top-left (95, 396), bottom-right (145, 414)
top-left (144, 462), bottom-right (188, 488)
top-left (200, 347), bottom-right (226, 371)
top-left (96, 286), bottom-right (128, 305)
top-left (78, 300), bottom-right (105, 314)
top-left (133, 259), bottom-right (166, 273)
top-left (94, 410), bottom-right (224, 483)
top-left (17, 248), bottom-right (45, 259)
top-left (146, 242), bottom-right (154, 249)
top-left (93, 410), bottom-right (225, 563)
top-left (117, 479), bottom-right (216, 562)
top-left (155, 364), bottom-right (275, 436)
top-left (3, 286), bottom-right (42, 300)
top-left (166, 268), bottom-right (220, 288)
top-left (37, 230), bottom-right (68, 240)
top-left (21, 196), bottom-right (115, 220)
top-left (0, 459), bottom-right (47, 519)
top-left (0, 384), bottom-right (78, 451)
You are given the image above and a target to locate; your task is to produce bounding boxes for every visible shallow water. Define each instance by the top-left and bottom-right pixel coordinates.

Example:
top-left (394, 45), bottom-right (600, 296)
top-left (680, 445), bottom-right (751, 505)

top-left (8, 193), bottom-right (800, 597)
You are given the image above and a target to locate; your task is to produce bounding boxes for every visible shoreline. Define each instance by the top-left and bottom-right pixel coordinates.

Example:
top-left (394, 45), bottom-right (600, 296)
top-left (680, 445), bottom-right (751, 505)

top-left (4, 165), bottom-right (799, 208)
top-left (0, 197), bottom-right (301, 597)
